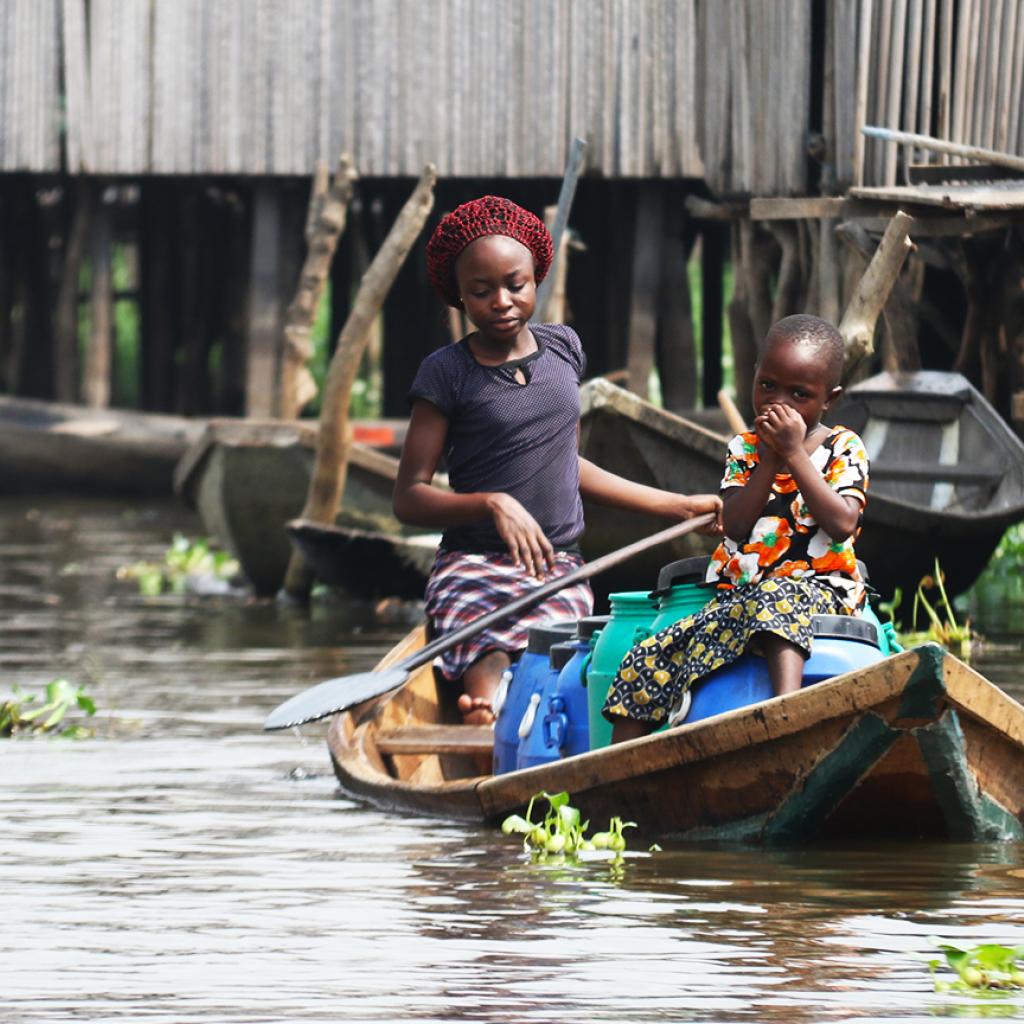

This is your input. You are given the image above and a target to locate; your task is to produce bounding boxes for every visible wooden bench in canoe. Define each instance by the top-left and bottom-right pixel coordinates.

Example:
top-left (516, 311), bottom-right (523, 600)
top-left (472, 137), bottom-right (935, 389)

top-left (327, 627), bottom-right (1024, 842)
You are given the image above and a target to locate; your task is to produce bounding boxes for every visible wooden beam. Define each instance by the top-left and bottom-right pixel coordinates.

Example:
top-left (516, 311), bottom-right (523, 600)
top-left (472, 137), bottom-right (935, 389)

top-left (750, 197), bottom-right (845, 220)
top-left (684, 195), bottom-right (748, 221)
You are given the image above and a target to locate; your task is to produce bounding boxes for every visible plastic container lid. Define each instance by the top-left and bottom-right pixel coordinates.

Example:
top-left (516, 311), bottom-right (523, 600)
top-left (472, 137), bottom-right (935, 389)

top-left (811, 614), bottom-right (879, 646)
top-left (650, 556), bottom-right (712, 598)
top-left (526, 621), bottom-right (578, 654)
top-left (549, 642), bottom-right (578, 671)
top-left (576, 615), bottom-right (611, 640)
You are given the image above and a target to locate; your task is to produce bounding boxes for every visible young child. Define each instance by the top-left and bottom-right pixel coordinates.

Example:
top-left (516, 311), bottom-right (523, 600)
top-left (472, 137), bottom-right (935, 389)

top-left (604, 314), bottom-right (870, 743)
top-left (393, 195), bottom-right (721, 724)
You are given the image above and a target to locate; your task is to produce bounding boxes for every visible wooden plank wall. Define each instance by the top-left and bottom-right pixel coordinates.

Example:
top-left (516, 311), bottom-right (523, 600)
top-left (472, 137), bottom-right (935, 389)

top-left (698, 0), bottom-right (813, 197)
top-left (0, 0), bottom-right (60, 172)
top-left (835, 0), bottom-right (1024, 189)
top-left (5, 0), bottom-right (1023, 192)
top-left (4, 0), bottom-right (707, 180)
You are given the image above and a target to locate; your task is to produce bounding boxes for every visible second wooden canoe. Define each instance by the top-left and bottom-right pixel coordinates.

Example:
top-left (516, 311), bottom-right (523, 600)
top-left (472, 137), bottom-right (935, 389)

top-left (174, 419), bottom-right (406, 596)
top-left (837, 370), bottom-right (1024, 599)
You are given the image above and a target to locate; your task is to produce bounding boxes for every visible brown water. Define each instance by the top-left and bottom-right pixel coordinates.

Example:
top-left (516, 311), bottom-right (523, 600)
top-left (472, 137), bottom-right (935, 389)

top-left (3, 497), bottom-right (1024, 1023)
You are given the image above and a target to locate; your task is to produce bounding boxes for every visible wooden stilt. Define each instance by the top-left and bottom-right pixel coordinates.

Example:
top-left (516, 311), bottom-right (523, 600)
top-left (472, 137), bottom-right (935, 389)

top-left (656, 195), bottom-right (697, 413)
top-left (625, 183), bottom-right (665, 398)
top-left (282, 165), bottom-right (437, 600)
top-left (219, 190), bottom-right (250, 417)
top-left (280, 155), bottom-right (357, 420)
top-left (83, 188), bottom-right (112, 409)
top-left (246, 182), bottom-right (283, 418)
top-left (837, 210), bottom-right (914, 381)
top-left (700, 221), bottom-right (725, 409)
top-left (53, 179), bottom-right (91, 403)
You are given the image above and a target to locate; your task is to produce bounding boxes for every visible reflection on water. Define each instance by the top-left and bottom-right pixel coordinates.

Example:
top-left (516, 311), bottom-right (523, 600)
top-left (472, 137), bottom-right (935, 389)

top-left (3, 498), bottom-right (1024, 1023)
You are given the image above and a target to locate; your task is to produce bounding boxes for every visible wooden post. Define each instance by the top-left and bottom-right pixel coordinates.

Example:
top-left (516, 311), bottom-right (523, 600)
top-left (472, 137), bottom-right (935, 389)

top-left (656, 195), bottom-right (697, 413)
top-left (700, 221), bottom-right (725, 409)
top-left (177, 188), bottom-right (204, 415)
top-left (280, 155), bottom-right (358, 419)
top-left (53, 179), bottom-right (91, 403)
top-left (83, 189), bottom-right (112, 409)
top-left (282, 165), bottom-right (437, 599)
top-left (246, 183), bottom-right (282, 418)
top-left (624, 183), bottom-right (664, 398)
top-left (542, 204), bottom-right (571, 325)
top-left (838, 210), bottom-right (914, 382)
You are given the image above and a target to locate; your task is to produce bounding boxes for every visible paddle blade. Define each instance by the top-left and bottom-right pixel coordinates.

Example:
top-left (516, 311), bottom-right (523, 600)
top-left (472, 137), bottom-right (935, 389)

top-left (263, 667), bottom-right (409, 731)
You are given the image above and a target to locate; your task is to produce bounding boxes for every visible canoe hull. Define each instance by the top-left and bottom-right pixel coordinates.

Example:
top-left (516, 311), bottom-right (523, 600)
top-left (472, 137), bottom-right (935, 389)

top-left (175, 420), bottom-right (399, 595)
top-left (286, 518), bottom-right (438, 600)
top-left (326, 638), bottom-right (1024, 843)
top-left (838, 370), bottom-right (1024, 598)
top-left (0, 396), bottom-right (203, 496)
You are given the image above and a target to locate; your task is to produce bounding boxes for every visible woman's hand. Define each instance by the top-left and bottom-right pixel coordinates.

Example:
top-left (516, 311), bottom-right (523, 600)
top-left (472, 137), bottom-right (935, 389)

top-left (486, 493), bottom-right (556, 579)
top-left (755, 404), bottom-right (806, 461)
top-left (667, 493), bottom-right (724, 536)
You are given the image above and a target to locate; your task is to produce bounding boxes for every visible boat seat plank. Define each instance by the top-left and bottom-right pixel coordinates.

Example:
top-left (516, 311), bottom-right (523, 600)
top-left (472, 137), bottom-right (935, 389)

top-left (376, 724), bottom-right (494, 756)
top-left (870, 462), bottom-right (1001, 484)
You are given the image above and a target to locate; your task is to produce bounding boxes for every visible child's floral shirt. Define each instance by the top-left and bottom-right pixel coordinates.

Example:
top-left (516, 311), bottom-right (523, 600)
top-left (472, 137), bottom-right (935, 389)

top-left (706, 426), bottom-right (871, 613)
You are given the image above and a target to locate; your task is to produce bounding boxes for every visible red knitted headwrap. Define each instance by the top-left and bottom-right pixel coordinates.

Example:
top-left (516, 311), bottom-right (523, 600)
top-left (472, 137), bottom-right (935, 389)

top-left (426, 196), bottom-right (553, 308)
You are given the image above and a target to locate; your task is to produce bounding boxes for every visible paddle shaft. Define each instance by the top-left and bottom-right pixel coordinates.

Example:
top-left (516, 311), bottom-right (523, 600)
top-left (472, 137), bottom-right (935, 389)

top-left (398, 512), bottom-right (716, 674)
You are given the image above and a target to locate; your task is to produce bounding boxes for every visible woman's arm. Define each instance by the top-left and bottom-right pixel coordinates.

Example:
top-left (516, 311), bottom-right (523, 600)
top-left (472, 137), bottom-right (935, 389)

top-left (393, 399), bottom-right (556, 577)
top-left (578, 457), bottom-right (722, 526)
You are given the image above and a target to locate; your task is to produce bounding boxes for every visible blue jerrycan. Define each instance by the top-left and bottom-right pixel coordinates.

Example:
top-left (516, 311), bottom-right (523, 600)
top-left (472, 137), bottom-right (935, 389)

top-left (679, 614), bottom-right (885, 726)
top-left (516, 641), bottom-right (578, 769)
top-left (492, 620), bottom-right (576, 775)
top-left (542, 634), bottom-right (592, 758)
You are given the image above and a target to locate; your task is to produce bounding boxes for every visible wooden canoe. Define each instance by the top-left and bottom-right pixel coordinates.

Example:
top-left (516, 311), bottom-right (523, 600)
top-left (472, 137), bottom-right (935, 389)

top-left (286, 517), bottom-right (439, 600)
top-left (836, 370), bottom-right (1024, 599)
top-left (327, 630), bottom-right (1024, 842)
top-left (174, 419), bottom-right (409, 596)
top-left (0, 395), bottom-right (205, 496)
top-left (577, 378), bottom-right (729, 593)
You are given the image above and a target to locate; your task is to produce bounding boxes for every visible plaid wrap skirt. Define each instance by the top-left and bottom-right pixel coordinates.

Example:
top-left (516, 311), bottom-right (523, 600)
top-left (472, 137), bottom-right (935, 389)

top-left (424, 549), bottom-right (594, 682)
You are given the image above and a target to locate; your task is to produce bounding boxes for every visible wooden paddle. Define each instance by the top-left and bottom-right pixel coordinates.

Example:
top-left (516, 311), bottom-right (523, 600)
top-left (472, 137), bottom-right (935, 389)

top-left (263, 512), bottom-right (716, 731)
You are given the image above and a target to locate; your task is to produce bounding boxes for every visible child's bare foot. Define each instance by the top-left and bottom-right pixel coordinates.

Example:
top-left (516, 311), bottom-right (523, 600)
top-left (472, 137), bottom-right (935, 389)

top-left (457, 693), bottom-right (495, 725)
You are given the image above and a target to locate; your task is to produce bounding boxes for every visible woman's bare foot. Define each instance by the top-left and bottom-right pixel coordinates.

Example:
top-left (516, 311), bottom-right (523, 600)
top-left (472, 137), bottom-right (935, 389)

top-left (457, 693), bottom-right (495, 725)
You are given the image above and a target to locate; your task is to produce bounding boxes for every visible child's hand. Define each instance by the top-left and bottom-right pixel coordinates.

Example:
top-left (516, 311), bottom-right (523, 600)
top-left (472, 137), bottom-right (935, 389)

top-left (486, 493), bottom-right (557, 579)
top-left (754, 404), bottom-right (806, 460)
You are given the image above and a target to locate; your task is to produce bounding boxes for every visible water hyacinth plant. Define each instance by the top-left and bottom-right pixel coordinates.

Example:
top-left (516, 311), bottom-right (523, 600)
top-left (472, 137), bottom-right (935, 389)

top-left (0, 679), bottom-right (97, 738)
top-left (501, 790), bottom-right (636, 863)
top-left (118, 534), bottom-right (240, 596)
top-left (878, 558), bottom-right (972, 659)
top-left (929, 939), bottom-right (1024, 994)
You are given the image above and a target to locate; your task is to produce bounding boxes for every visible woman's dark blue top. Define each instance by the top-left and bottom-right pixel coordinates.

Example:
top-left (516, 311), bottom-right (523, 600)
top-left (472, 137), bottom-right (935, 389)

top-left (408, 322), bottom-right (586, 553)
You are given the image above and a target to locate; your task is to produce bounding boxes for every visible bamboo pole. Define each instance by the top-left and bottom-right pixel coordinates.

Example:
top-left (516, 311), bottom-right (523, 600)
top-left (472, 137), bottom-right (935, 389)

top-left (838, 209), bottom-right (914, 381)
top-left (860, 125), bottom-right (1024, 171)
top-left (282, 164), bottom-right (437, 599)
top-left (853, 0), bottom-right (874, 186)
top-left (279, 154), bottom-right (358, 420)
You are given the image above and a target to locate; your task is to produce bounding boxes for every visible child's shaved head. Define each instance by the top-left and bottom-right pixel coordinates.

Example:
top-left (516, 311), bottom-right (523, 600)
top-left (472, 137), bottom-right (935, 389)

top-left (761, 315), bottom-right (845, 389)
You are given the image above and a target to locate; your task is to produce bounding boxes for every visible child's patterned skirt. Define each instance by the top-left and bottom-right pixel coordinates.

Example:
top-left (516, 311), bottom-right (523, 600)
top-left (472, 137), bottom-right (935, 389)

top-left (425, 549), bottom-right (594, 682)
top-left (602, 576), bottom-right (844, 726)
